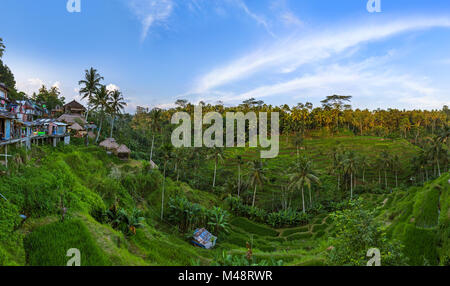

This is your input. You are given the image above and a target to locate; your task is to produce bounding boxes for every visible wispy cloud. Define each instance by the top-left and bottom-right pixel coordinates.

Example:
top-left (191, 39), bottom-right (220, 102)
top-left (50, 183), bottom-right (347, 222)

top-left (232, 0), bottom-right (275, 37)
top-left (200, 55), bottom-right (449, 110)
top-left (128, 0), bottom-right (174, 41)
top-left (192, 17), bottom-right (450, 94)
top-left (280, 11), bottom-right (302, 27)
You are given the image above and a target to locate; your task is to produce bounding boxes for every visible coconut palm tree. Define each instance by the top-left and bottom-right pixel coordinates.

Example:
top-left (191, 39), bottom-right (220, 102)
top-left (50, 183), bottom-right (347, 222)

top-left (0, 38), bottom-right (5, 58)
top-left (160, 143), bottom-right (174, 220)
top-left (149, 108), bottom-right (163, 163)
top-left (391, 155), bottom-right (401, 188)
top-left (343, 151), bottom-right (358, 200)
top-left (209, 147), bottom-right (225, 188)
top-left (236, 155), bottom-right (244, 197)
top-left (380, 150), bottom-right (391, 190)
top-left (428, 137), bottom-right (443, 177)
top-left (248, 160), bottom-right (266, 207)
top-left (293, 133), bottom-right (304, 157)
top-left (78, 67), bottom-right (104, 121)
top-left (359, 155), bottom-right (370, 183)
top-left (92, 85), bottom-right (111, 143)
top-left (288, 156), bottom-right (320, 213)
top-left (108, 89), bottom-right (126, 138)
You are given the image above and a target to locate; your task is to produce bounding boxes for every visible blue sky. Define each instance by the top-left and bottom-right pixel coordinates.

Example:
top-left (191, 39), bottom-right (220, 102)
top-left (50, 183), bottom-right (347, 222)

top-left (1, 0), bottom-right (450, 112)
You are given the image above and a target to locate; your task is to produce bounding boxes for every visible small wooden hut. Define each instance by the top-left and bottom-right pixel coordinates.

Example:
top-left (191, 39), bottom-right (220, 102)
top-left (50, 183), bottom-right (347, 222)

top-left (115, 144), bottom-right (131, 160)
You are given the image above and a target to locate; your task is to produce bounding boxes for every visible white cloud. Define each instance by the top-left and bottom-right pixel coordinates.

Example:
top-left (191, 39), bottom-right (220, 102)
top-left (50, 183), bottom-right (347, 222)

top-left (233, 0), bottom-right (275, 37)
top-left (207, 56), bottom-right (449, 110)
top-left (16, 78), bottom-right (45, 95)
top-left (106, 84), bottom-right (120, 92)
top-left (128, 0), bottom-right (174, 41)
top-left (192, 17), bottom-right (450, 94)
top-left (280, 11), bottom-right (302, 27)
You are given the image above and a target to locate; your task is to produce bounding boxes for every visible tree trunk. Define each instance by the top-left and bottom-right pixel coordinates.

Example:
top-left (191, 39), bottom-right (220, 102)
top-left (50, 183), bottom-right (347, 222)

top-left (161, 163), bottom-right (167, 220)
top-left (363, 169), bottom-right (366, 183)
top-left (213, 159), bottom-right (217, 188)
top-left (395, 171), bottom-right (398, 188)
top-left (150, 134), bottom-right (155, 163)
top-left (309, 187), bottom-right (312, 207)
top-left (95, 112), bottom-right (103, 143)
top-left (384, 170), bottom-right (388, 190)
top-left (110, 115), bottom-right (115, 138)
top-left (252, 185), bottom-right (257, 207)
top-left (437, 160), bottom-right (441, 177)
top-left (350, 172), bottom-right (353, 200)
top-left (301, 187), bottom-right (305, 214)
top-left (237, 165), bottom-right (241, 198)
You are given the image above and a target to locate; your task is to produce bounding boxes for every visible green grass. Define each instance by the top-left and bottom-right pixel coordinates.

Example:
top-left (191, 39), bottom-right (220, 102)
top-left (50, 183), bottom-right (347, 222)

top-left (24, 219), bottom-right (111, 266)
top-left (230, 217), bottom-right (279, 237)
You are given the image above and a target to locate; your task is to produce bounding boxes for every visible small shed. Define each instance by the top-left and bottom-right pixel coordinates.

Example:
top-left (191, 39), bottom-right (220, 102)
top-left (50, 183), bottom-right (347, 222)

top-left (99, 138), bottom-right (119, 151)
top-left (115, 144), bottom-right (131, 160)
top-left (191, 228), bottom-right (217, 249)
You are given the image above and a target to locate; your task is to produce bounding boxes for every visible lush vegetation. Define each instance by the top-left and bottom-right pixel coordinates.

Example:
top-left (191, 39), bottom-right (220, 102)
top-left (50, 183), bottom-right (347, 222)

top-left (0, 38), bottom-right (449, 266)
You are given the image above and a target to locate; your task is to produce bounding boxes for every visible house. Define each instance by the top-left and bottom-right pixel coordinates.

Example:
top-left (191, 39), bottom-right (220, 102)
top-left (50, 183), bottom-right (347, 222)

top-left (0, 111), bottom-right (15, 141)
top-left (0, 83), bottom-right (10, 112)
top-left (99, 138), bottom-right (120, 151)
top-left (114, 144), bottom-right (131, 160)
top-left (51, 105), bottom-right (64, 117)
top-left (191, 228), bottom-right (217, 249)
top-left (64, 100), bottom-right (86, 116)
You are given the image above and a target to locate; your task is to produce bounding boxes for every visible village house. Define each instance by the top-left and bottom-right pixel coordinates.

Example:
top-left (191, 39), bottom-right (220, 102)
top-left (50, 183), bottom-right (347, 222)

top-left (64, 100), bottom-right (86, 116)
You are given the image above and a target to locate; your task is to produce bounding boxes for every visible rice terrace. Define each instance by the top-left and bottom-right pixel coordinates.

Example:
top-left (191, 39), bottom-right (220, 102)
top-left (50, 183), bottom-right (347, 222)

top-left (0, 0), bottom-right (449, 276)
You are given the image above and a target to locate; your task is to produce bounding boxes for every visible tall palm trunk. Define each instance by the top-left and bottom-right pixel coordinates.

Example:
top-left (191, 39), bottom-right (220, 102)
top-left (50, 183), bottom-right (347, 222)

top-left (252, 185), bottom-right (257, 207)
top-left (384, 170), bottom-right (388, 190)
top-left (213, 158), bottom-right (217, 188)
top-left (309, 187), bottom-right (312, 208)
top-left (161, 163), bottom-right (167, 220)
top-left (350, 172), bottom-right (353, 200)
top-left (96, 110), bottom-right (104, 143)
top-left (301, 187), bottom-right (305, 214)
top-left (437, 159), bottom-right (441, 177)
top-left (237, 165), bottom-right (241, 197)
top-left (150, 134), bottom-right (155, 162)
top-left (110, 115), bottom-right (115, 138)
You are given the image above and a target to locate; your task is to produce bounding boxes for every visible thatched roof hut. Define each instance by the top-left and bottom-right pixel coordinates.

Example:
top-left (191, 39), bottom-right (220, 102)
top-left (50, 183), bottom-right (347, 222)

top-left (99, 138), bottom-right (119, 150)
top-left (115, 144), bottom-right (131, 160)
top-left (58, 114), bottom-right (87, 125)
top-left (70, 122), bottom-right (84, 131)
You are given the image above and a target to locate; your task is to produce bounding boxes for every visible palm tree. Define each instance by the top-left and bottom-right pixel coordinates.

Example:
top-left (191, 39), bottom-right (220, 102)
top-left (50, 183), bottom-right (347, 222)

top-left (391, 155), bottom-right (401, 188)
top-left (209, 147), bottom-right (225, 188)
top-left (293, 133), bottom-right (304, 157)
top-left (108, 89), bottom-right (126, 138)
top-left (380, 150), bottom-right (391, 190)
top-left (248, 160), bottom-right (266, 207)
top-left (359, 155), bottom-right (370, 183)
top-left (343, 151), bottom-right (358, 200)
top-left (428, 137), bottom-right (443, 177)
top-left (160, 143), bottom-right (174, 220)
top-left (288, 156), bottom-right (320, 213)
top-left (0, 38), bottom-right (5, 58)
top-left (236, 155), bottom-right (244, 197)
top-left (173, 147), bottom-right (187, 182)
top-left (149, 108), bottom-right (163, 163)
top-left (91, 85), bottom-right (111, 143)
top-left (78, 67), bottom-right (104, 121)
